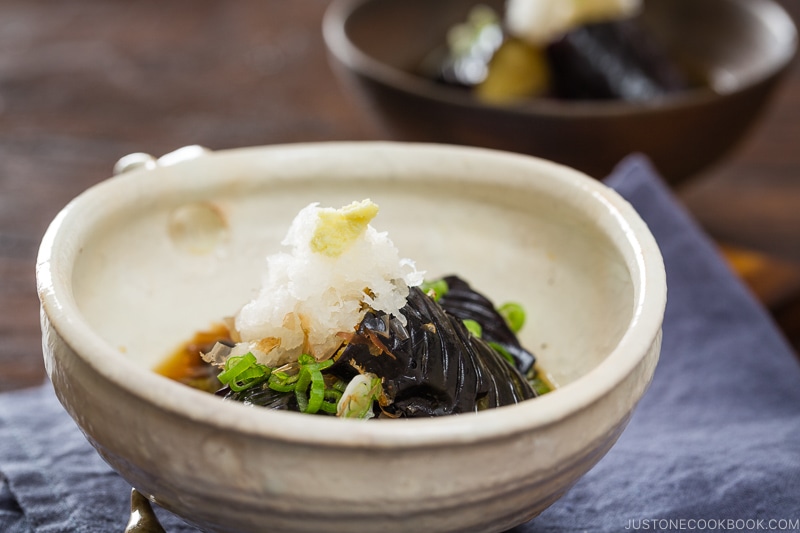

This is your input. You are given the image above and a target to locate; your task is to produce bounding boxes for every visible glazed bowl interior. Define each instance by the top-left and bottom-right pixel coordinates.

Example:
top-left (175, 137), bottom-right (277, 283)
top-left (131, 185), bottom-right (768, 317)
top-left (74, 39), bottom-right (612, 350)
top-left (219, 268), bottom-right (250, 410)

top-left (324, 0), bottom-right (798, 184)
top-left (38, 142), bottom-right (666, 532)
top-left (72, 145), bottom-right (634, 386)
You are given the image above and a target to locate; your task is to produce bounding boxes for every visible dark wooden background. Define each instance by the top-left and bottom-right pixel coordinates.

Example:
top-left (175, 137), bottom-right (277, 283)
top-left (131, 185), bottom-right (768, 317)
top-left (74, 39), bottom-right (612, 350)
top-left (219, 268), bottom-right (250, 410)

top-left (2, 0), bottom-right (799, 392)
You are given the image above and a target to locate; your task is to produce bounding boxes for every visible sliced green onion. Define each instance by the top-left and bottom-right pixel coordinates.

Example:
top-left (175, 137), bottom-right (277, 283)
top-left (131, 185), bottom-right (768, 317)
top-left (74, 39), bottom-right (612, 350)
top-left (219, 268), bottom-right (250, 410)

top-left (420, 279), bottom-right (449, 302)
top-left (530, 376), bottom-right (553, 396)
top-left (294, 367), bottom-right (312, 395)
top-left (268, 371), bottom-right (299, 392)
top-left (319, 400), bottom-right (339, 414)
top-left (319, 385), bottom-right (344, 414)
top-left (217, 353), bottom-right (271, 392)
top-left (298, 354), bottom-right (315, 366)
top-left (331, 379), bottom-right (348, 393)
top-left (337, 373), bottom-right (382, 419)
top-left (218, 352), bottom-right (345, 415)
top-left (294, 367), bottom-right (311, 412)
top-left (289, 355), bottom-right (338, 414)
top-left (498, 302), bottom-right (526, 333)
top-left (217, 354), bottom-right (255, 384)
top-left (305, 369), bottom-right (327, 414)
top-left (488, 341), bottom-right (515, 366)
top-left (463, 319), bottom-right (483, 337)
top-left (325, 388), bottom-right (343, 402)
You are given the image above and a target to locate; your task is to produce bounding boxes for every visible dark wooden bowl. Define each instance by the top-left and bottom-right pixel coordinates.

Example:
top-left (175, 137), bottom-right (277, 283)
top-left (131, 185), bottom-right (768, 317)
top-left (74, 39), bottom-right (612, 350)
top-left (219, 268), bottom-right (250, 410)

top-left (323, 0), bottom-right (797, 185)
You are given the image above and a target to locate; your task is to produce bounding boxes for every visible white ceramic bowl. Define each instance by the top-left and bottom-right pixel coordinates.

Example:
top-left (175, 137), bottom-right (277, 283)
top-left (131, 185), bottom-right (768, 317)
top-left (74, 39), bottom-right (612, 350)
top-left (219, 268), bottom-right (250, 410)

top-left (36, 142), bottom-right (666, 533)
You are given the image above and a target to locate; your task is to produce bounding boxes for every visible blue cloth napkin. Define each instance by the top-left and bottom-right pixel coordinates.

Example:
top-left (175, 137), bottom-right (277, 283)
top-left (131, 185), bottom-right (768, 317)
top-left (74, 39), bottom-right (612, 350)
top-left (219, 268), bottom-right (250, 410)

top-left (518, 155), bottom-right (800, 533)
top-left (2, 154), bottom-right (799, 532)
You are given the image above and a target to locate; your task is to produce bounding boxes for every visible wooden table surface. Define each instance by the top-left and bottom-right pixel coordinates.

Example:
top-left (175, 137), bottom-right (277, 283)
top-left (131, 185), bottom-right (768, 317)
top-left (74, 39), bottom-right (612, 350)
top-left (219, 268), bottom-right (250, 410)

top-left (2, 0), bottom-right (799, 392)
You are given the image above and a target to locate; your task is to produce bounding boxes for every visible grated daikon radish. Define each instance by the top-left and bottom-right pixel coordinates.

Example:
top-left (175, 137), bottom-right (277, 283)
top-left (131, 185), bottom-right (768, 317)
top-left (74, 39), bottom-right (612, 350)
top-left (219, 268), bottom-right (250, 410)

top-left (231, 199), bottom-right (424, 367)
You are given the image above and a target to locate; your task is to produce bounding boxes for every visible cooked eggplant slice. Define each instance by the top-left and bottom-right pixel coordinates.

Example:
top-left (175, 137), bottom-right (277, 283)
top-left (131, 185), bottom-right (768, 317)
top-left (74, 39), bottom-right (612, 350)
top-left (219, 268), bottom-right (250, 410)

top-left (546, 18), bottom-right (688, 101)
top-left (217, 383), bottom-right (297, 411)
top-left (438, 275), bottom-right (536, 375)
top-left (328, 286), bottom-right (536, 418)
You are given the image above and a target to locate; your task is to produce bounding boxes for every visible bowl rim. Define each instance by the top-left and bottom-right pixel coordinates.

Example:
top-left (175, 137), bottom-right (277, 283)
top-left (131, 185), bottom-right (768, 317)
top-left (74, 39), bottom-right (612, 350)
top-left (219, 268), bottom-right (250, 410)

top-left (36, 141), bottom-right (666, 449)
top-left (322, 0), bottom-right (799, 118)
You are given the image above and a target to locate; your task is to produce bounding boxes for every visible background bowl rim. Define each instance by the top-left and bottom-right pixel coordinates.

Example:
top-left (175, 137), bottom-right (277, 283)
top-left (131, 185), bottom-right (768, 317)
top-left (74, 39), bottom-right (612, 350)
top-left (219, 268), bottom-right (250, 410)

top-left (322, 0), bottom-right (799, 118)
top-left (36, 141), bottom-right (666, 449)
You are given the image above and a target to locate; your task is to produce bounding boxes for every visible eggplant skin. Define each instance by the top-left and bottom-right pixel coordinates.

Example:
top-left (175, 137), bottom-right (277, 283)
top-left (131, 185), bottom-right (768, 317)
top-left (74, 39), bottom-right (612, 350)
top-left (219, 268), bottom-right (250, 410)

top-left (438, 275), bottom-right (537, 376)
top-left (218, 384), bottom-right (298, 411)
top-left (546, 19), bottom-right (689, 101)
top-left (329, 285), bottom-right (536, 418)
